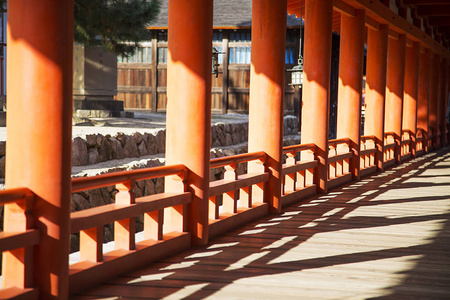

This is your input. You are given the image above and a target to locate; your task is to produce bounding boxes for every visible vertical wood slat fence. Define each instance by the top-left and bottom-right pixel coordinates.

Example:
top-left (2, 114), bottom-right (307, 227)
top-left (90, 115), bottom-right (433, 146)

top-left (0, 140), bottom-right (431, 297)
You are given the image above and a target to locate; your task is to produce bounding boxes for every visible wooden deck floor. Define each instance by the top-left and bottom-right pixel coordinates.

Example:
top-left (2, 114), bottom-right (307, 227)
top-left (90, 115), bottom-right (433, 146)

top-left (71, 149), bottom-right (450, 300)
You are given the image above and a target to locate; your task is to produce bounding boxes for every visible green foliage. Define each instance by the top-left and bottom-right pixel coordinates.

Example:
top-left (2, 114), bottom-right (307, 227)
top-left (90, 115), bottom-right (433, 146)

top-left (1, 0), bottom-right (161, 56)
top-left (75, 0), bottom-right (161, 56)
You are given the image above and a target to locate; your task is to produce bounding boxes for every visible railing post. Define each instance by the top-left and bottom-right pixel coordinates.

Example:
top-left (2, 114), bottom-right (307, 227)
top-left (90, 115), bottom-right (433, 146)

top-left (4, 1), bottom-right (73, 298)
top-left (248, 0), bottom-right (287, 213)
top-left (114, 180), bottom-right (136, 250)
top-left (166, 0), bottom-right (213, 245)
top-left (301, 0), bottom-right (333, 193)
top-left (402, 42), bottom-right (420, 157)
top-left (417, 49), bottom-right (431, 153)
top-left (222, 163), bottom-right (238, 214)
top-left (2, 191), bottom-right (34, 289)
top-left (164, 171), bottom-right (188, 234)
top-left (337, 10), bottom-right (365, 180)
top-left (385, 34), bottom-right (406, 164)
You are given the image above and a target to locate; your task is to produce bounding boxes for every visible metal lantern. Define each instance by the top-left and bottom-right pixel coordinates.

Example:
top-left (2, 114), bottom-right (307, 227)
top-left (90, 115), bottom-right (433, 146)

top-left (289, 0), bottom-right (304, 87)
top-left (289, 57), bottom-right (304, 86)
top-left (212, 47), bottom-right (220, 78)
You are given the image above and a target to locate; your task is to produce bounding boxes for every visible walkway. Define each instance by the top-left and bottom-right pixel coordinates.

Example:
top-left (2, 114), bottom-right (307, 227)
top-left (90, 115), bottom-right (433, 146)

top-left (71, 149), bottom-right (450, 299)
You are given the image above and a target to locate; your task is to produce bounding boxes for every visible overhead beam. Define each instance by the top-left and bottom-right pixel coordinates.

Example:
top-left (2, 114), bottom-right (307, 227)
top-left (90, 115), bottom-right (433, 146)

top-left (403, 0), bottom-right (450, 4)
top-left (416, 5), bottom-right (450, 16)
top-left (333, 0), bottom-right (356, 16)
top-left (428, 16), bottom-right (450, 26)
top-left (334, 0), bottom-right (450, 59)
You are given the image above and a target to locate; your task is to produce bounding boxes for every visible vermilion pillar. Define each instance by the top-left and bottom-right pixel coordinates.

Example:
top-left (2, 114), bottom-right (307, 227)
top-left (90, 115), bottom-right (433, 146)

top-left (166, 0), bottom-right (213, 245)
top-left (385, 34), bottom-right (406, 163)
top-left (417, 49), bottom-right (431, 153)
top-left (337, 10), bottom-right (365, 180)
top-left (437, 59), bottom-right (448, 146)
top-left (402, 42), bottom-right (420, 157)
top-left (365, 25), bottom-right (389, 171)
top-left (429, 54), bottom-right (439, 149)
top-left (3, 1), bottom-right (73, 298)
top-left (248, 0), bottom-right (287, 213)
top-left (301, 0), bottom-right (333, 193)
top-left (446, 62), bottom-right (450, 144)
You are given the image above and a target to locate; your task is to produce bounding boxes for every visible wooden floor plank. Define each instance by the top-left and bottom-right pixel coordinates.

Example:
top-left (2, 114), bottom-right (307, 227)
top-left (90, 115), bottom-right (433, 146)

top-left (71, 149), bottom-right (450, 299)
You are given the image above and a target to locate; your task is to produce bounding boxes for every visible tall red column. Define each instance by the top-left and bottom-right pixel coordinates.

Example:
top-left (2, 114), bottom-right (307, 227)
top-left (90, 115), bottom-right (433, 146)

top-left (2, 1), bottom-right (73, 298)
top-left (444, 59), bottom-right (450, 145)
top-left (248, 0), bottom-right (287, 213)
top-left (438, 59), bottom-right (448, 146)
top-left (301, 0), bottom-right (333, 193)
top-left (365, 25), bottom-right (389, 171)
top-left (166, 0), bottom-right (213, 245)
top-left (385, 34), bottom-right (406, 163)
top-left (417, 49), bottom-right (431, 153)
top-left (429, 54), bottom-right (439, 149)
top-left (402, 42), bottom-right (420, 156)
top-left (337, 10), bottom-right (365, 180)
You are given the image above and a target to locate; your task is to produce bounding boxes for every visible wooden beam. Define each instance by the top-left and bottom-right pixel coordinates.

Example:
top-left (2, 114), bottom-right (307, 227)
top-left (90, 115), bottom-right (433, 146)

top-left (416, 5), bottom-right (450, 16)
top-left (333, 0), bottom-right (356, 16)
top-left (336, 0), bottom-right (450, 58)
top-left (366, 15), bottom-right (380, 31)
top-left (403, 0), bottom-right (450, 4)
top-left (428, 16), bottom-right (450, 26)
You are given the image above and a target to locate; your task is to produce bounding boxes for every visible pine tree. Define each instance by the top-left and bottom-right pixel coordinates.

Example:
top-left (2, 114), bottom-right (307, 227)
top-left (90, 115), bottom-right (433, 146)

top-left (1, 0), bottom-right (161, 56)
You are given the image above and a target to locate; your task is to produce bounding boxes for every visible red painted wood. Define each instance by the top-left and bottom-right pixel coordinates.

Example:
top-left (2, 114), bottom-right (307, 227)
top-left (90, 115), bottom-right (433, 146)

top-left (165, 0), bottom-right (213, 246)
top-left (337, 10), bottom-right (365, 180)
top-left (301, 0), bottom-right (333, 193)
top-left (365, 25), bottom-right (388, 171)
top-left (385, 34), bottom-right (407, 164)
top-left (248, 0), bottom-right (287, 213)
top-left (4, 0), bottom-right (73, 297)
top-left (402, 43), bottom-right (420, 157)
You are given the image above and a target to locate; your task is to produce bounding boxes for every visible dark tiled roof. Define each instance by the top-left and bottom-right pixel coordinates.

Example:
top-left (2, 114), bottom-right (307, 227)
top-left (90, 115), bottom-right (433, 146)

top-left (150, 0), bottom-right (301, 28)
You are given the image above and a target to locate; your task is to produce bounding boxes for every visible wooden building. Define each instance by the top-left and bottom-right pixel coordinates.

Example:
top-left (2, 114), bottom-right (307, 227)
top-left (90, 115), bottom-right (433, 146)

top-left (116, 0), bottom-right (303, 114)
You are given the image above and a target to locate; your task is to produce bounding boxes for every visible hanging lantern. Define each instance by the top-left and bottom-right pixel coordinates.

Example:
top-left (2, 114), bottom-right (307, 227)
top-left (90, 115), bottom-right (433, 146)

top-left (288, 57), bottom-right (303, 86)
top-left (212, 47), bottom-right (220, 78)
top-left (288, 0), bottom-right (304, 87)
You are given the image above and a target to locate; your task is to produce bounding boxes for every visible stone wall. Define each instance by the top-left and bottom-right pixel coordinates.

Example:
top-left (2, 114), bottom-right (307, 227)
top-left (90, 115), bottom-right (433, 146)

top-left (71, 116), bottom-right (299, 167)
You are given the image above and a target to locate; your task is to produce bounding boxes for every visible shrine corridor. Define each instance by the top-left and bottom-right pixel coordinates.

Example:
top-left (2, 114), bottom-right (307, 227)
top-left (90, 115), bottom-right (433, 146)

top-left (71, 148), bottom-right (450, 300)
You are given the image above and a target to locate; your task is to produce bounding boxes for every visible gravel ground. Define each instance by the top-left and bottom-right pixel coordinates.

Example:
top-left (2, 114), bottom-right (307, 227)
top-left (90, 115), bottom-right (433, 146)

top-left (0, 111), bottom-right (249, 141)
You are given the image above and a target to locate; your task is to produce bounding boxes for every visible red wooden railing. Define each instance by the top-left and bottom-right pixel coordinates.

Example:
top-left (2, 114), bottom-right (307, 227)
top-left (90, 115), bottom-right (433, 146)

top-left (428, 126), bottom-right (435, 149)
top-left (384, 132), bottom-right (396, 168)
top-left (0, 136), bottom-right (431, 297)
top-left (208, 151), bottom-right (269, 238)
top-left (281, 143), bottom-right (318, 206)
top-left (401, 129), bottom-right (413, 161)
top-left (416, 127), bottom-right (425, 155)
top-left (0, 188), bottom-right (39, 299)
top-left (360, 135), bottom-right (378, 177)
top-left (327, 138), bottom-right (353, 189)
top-left (69, 164), bottom-right (191, 293)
